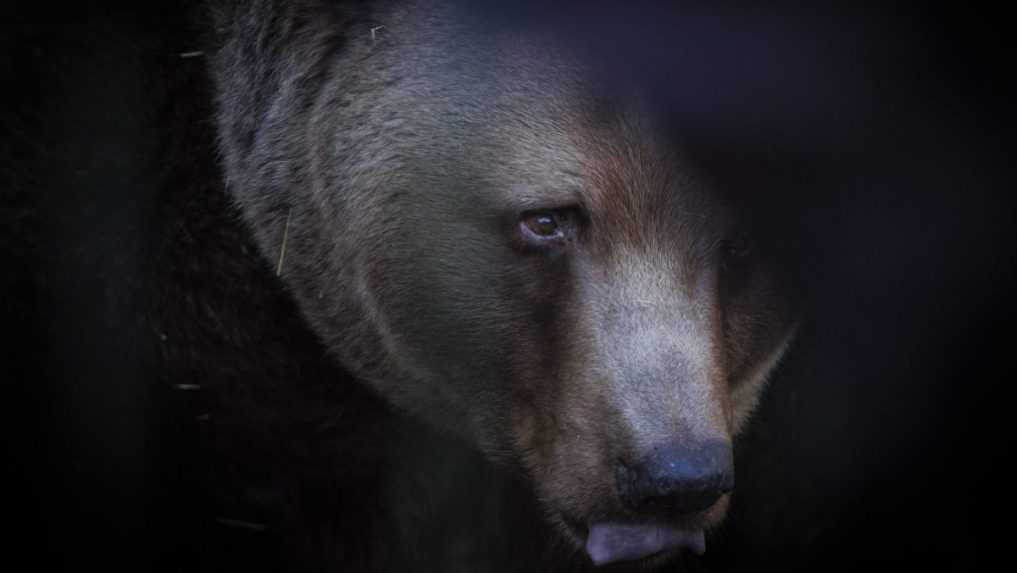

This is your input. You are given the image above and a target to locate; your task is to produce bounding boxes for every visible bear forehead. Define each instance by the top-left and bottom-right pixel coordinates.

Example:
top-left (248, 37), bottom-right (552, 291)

top-left (376, 58), bottom-right (728, 238)
top-left (340, 7), bottom-right (733, 253)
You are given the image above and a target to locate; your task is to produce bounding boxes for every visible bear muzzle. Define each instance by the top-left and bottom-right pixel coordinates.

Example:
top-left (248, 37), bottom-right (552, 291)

top-left (584, 440), bottom-right (734, 566)
top-left (615, 440), bottom-right (734, 516)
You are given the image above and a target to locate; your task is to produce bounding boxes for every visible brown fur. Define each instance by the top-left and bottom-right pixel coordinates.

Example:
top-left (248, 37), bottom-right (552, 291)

top-left (209, 0), bottom-right (798, 568)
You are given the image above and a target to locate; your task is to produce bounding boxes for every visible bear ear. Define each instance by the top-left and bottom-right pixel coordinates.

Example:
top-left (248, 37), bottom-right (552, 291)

top-left (209, 0), bottom-right (356, 203)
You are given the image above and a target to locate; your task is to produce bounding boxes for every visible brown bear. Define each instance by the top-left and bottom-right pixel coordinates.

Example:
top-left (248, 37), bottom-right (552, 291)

top-left (198, 0), bottom-right (799, 569)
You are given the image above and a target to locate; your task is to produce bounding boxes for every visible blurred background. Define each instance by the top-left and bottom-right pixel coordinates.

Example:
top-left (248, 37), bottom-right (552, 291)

top-left (3, 1), bottom-right (1014, 571)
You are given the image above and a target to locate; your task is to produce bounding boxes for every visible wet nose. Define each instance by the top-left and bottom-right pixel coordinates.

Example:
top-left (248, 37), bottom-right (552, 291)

top-left (616, 441), bottom-right (734, 515)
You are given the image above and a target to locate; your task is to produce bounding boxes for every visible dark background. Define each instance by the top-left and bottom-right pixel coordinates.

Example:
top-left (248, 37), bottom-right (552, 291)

top-left (3, 1), bottom-right (1014, 571)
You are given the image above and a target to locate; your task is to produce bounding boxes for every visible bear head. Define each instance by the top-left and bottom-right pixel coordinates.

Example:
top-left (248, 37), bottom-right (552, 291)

top-left (211, 0), bottom-right (799, 566)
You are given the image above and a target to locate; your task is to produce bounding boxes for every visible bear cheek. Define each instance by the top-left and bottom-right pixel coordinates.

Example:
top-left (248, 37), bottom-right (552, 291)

top-left (723, 268), bottom-right (797, 431)
top-left (505, 328), bottom-right (611, 509)
top-left (500, 260), bottom-right (583, 449)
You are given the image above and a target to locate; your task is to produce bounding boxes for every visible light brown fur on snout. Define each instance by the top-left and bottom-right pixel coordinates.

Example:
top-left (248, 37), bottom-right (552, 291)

top-left (507, 110), bottom-right (798, 539)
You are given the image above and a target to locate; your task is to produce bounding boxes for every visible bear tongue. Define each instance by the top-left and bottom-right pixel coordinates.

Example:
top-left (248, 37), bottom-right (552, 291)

top-left (585, 523), bottom-right (705, 566)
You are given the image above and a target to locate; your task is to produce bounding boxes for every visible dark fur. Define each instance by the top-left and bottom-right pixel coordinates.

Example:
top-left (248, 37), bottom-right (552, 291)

top-left (190, 0), bottom-right (798, 569)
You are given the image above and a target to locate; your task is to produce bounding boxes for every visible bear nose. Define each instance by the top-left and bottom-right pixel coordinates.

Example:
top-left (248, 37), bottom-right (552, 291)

top-left (615, 441), bottom-right (734, 516)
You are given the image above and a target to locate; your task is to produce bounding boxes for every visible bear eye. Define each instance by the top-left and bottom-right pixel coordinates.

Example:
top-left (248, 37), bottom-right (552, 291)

top-left (523, 211), bottom-right (561, 237)
top-left (722, 232), bottom-right (753, 263)
top-left (520, 209), bottom-right (574, 243)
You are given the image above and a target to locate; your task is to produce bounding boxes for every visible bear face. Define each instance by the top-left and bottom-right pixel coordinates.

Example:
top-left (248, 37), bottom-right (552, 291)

top-left (211, 0), bottom-right (798, 566)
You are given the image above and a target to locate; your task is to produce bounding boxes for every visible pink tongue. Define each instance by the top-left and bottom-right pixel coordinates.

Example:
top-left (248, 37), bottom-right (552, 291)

top-left (585, 523), bottom-right (705, 566)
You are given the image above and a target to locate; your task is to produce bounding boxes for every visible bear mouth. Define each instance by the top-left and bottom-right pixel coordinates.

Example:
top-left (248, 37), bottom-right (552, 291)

top-left (583, 522), bottom-right (706, 567)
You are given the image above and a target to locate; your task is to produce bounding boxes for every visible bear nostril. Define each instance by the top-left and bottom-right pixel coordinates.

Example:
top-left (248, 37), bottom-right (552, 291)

top-left (616, 440), bottom-right (734, 516)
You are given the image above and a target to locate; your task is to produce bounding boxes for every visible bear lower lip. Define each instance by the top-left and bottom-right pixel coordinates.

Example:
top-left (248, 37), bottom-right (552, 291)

top-left (585, 522), bottom-right (705, 566)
